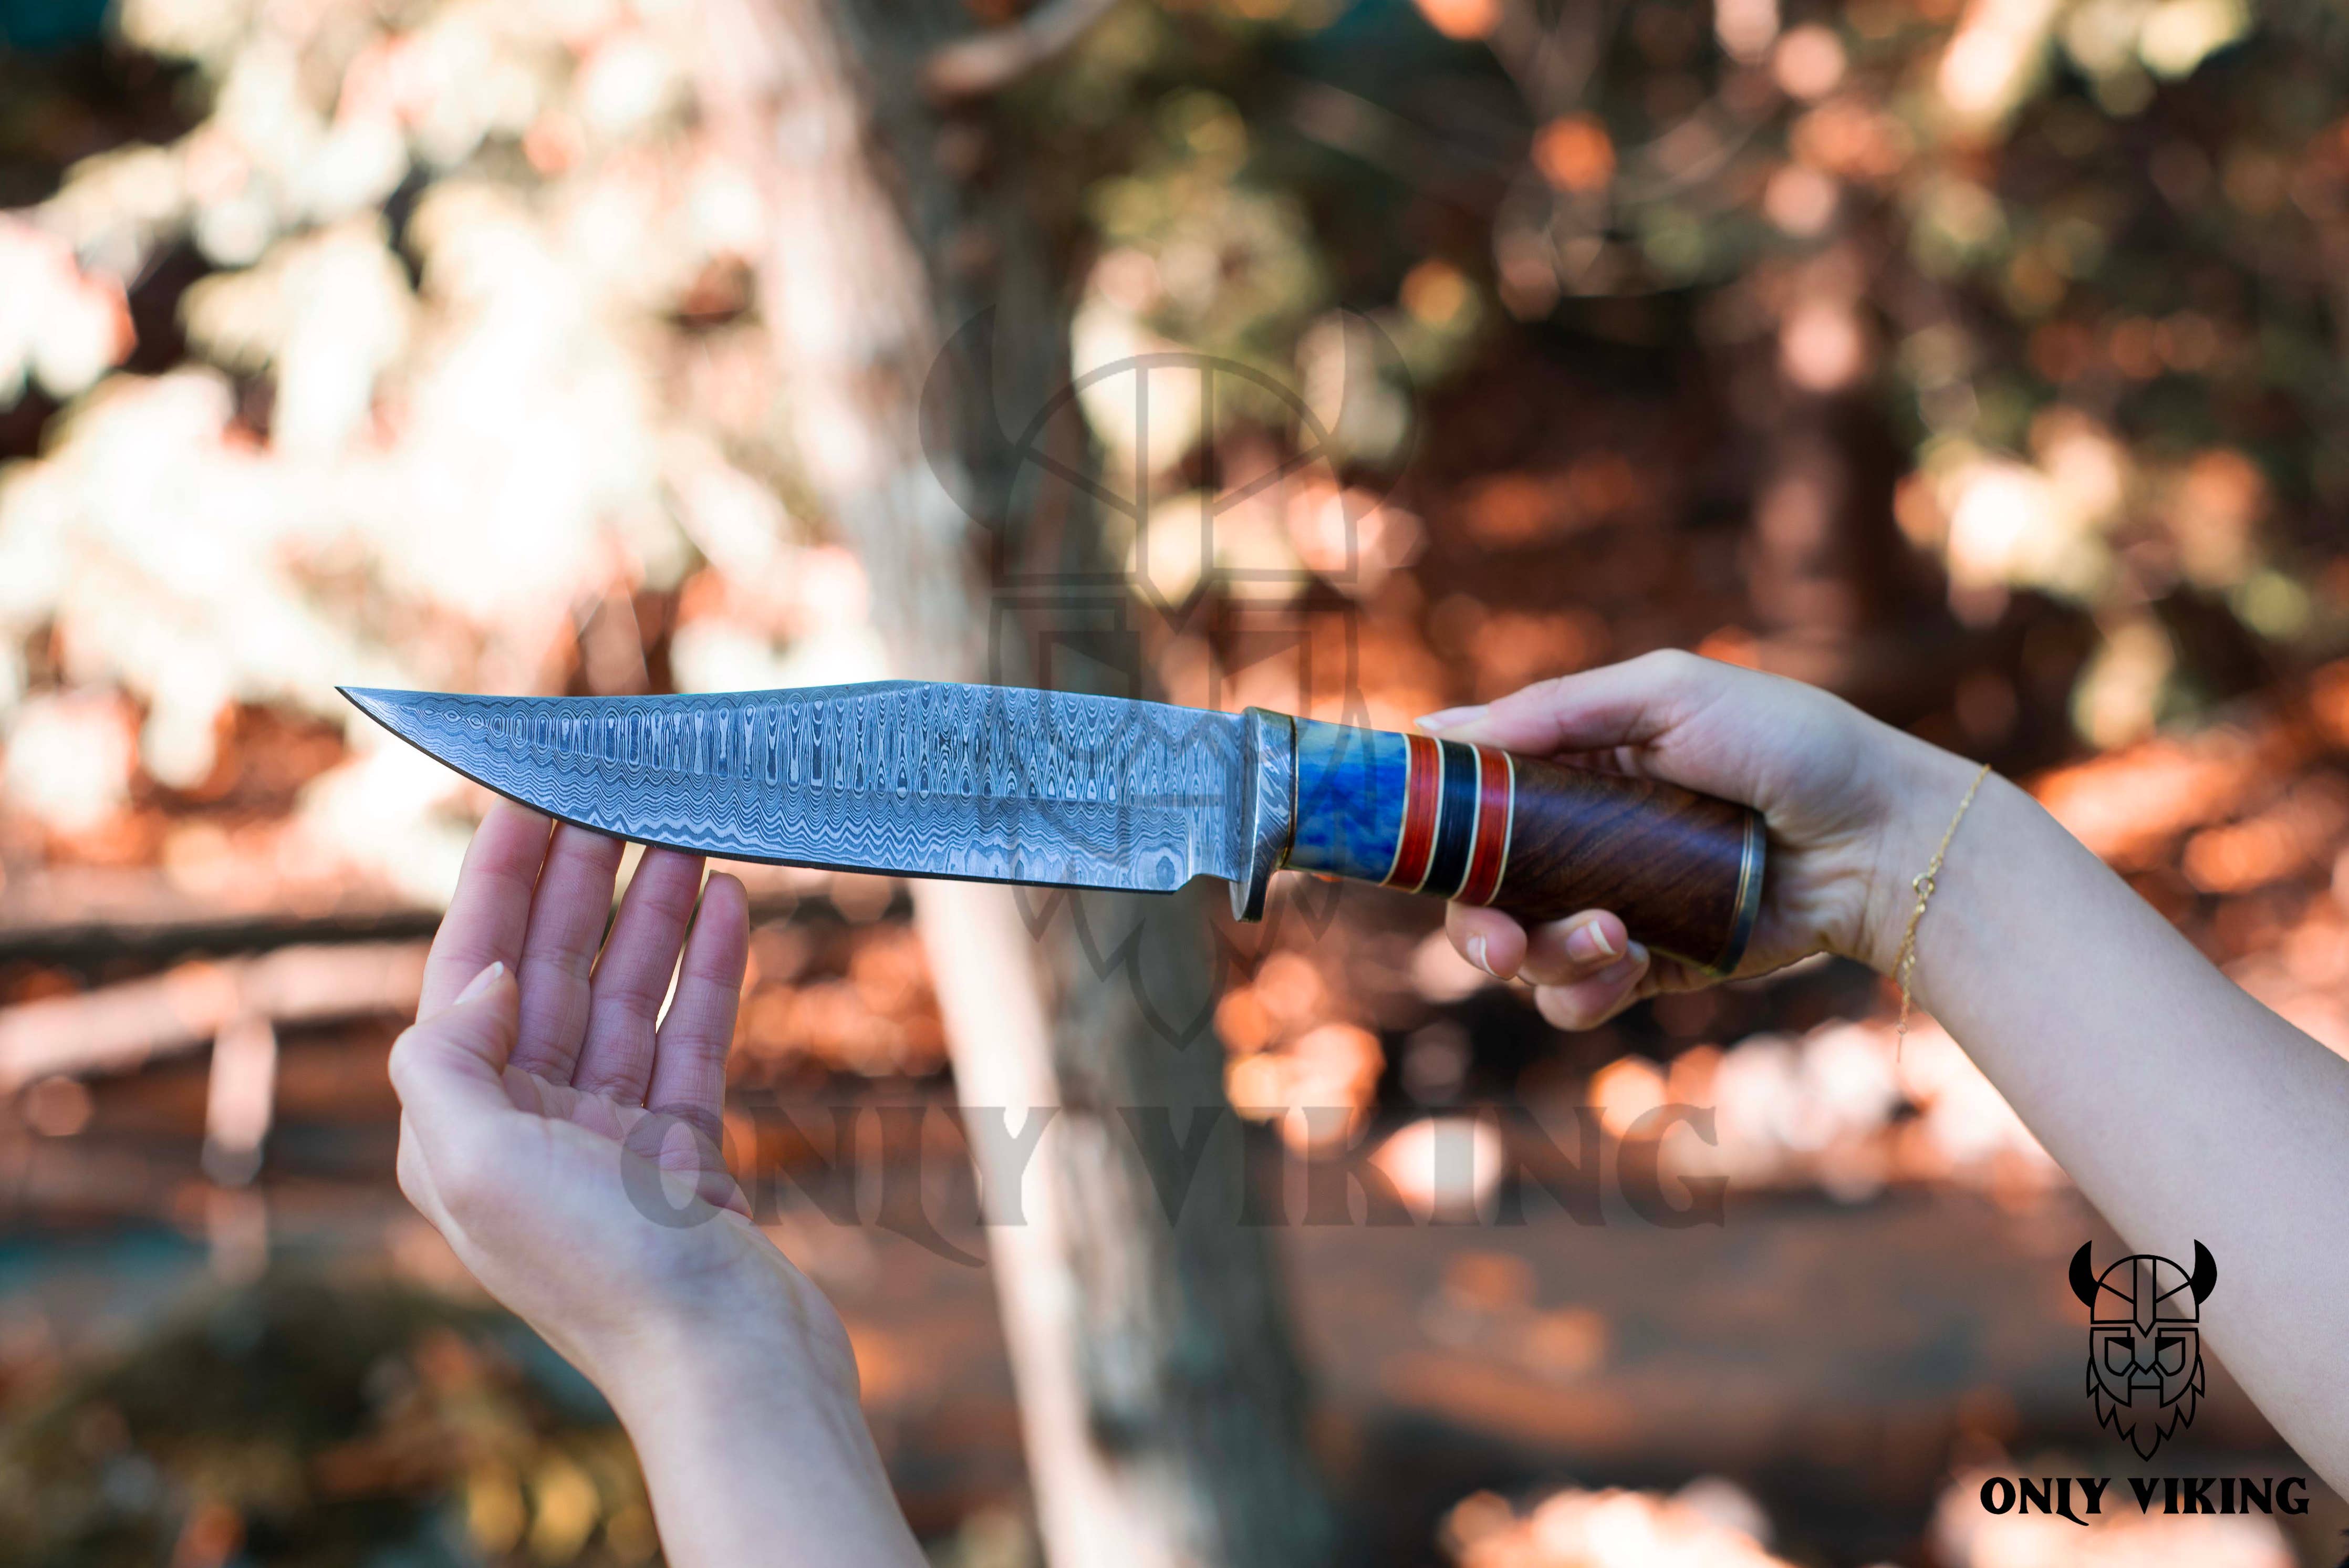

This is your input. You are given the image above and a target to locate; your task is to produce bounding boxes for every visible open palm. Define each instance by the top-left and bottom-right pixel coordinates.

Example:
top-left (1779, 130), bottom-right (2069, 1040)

top-left (390, 801), bottom-right (854, 1400)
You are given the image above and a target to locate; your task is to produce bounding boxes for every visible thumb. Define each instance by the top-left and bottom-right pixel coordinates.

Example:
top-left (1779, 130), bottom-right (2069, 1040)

top-left (1422, 651), bottom-right (1723, 757)
top-left (389, 960), bottom-right (521, 1125)
top-left (1422, 651), bottom-right (1772, 803)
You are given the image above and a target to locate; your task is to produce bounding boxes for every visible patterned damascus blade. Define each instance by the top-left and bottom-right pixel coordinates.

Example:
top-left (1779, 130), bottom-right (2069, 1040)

top-left (339, 681), bottom-right (1260, 896)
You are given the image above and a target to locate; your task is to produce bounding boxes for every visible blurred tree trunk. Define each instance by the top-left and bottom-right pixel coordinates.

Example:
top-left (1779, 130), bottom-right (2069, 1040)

top-left (1739, 251), bottom-right (1938, 712)
top-left (1744, 381), bottom-right (1904, 677)
top-left (692, 5), bottom-right (1331, 1565)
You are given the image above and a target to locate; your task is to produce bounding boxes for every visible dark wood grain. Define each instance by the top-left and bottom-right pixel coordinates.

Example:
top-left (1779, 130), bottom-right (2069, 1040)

top-left (1489, 754), bottom-right (1762, 973)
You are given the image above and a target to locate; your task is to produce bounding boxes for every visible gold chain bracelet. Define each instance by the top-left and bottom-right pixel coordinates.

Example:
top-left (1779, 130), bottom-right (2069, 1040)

top-left (1893, 761), bottom-right (1994, 1051)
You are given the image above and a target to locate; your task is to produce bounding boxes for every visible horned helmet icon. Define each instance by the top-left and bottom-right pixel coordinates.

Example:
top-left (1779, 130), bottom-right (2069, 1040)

top-left (2070, 1240), bottom-right (2216, 1459)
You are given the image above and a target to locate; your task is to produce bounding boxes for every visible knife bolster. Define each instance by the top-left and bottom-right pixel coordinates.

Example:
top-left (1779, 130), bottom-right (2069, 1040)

top-left (1281, 719), bottom-right (1763, 974)
top-left (1230, 708), bottom-right (1295, 923)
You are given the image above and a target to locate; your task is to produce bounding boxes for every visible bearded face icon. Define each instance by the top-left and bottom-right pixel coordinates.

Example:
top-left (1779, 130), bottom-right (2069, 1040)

top-left (2070, 1241), bottom-right (2216, 1459)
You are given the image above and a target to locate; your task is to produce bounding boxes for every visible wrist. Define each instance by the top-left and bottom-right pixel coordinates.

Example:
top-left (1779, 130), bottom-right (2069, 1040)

top-left (600, 1279), bottom-right (921, 1568)
top-left (606, 1320), bottom-right (859, 1449)
top-left (588, 1240), bottom-right (861, 1419)
top-left (1853, 734), bottom-right (1989, 978)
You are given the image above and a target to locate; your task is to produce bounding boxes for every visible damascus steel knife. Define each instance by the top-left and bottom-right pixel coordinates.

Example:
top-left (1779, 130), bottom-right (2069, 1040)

top-left (340, 681), bottom-right (1764, 974)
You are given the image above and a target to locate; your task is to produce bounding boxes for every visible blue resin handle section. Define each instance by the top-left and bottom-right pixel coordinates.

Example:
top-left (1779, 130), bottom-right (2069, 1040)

top-left (1284, 719), bottom-right (1408, 882)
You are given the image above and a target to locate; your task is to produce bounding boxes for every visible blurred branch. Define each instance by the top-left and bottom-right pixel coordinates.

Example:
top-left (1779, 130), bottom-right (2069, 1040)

top-left (0, 942), bottom-right (425, 1092)
top-left (0, 871), bottom-right (432, 963)
top-left (0, 859), bottom-right (863, 964)
top-left (920, 0), bottom-right (1122, 101)
top-left (1617, 99), bottom-right (1767, 202)
top-left (1283, 79), bottom-right (1512, 193)
top-left (1488, 0), bottom-right (1618, 118)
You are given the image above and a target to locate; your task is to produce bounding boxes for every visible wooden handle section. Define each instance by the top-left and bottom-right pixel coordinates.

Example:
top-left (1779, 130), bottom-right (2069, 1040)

top-left (1282, 719), bottom-right (1764, 974)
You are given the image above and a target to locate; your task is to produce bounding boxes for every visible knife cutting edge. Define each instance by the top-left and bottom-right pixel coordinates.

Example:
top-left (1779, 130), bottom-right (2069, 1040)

top-left (339, 681), bottom-right (1763, 975)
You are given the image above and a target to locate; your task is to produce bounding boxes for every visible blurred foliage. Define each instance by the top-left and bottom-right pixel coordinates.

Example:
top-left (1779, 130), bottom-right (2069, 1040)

top-left (0, 0), bottom-right (861, 905)
top-left (3, 0), bottom-right (2346, 1290)
top-left (7, 6), bottom-right (2349, 1565)
top-left (0, 1272), bottom-right (652, 1567)
top-left (2, 0), bottom-right (2346, 888)
top-left (1033, 0), bottom-right (2349, 743)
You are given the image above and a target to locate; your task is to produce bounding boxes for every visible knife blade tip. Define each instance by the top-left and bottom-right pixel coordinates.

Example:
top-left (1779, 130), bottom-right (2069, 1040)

top-left (335, 685), bottom-right (424, 730)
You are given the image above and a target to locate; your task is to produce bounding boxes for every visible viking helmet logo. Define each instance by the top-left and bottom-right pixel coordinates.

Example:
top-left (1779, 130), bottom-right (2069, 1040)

top-left (2070, 1241), bottom-right (2216, 1459)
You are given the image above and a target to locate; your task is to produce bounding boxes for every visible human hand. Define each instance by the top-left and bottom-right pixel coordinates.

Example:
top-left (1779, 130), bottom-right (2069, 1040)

top-left (389, 801), bottom-right (855, 1410)
top-left (393, 801), bottom-right (924, 1565)
top-left (1427, 650), bottom-right (1972, 1029)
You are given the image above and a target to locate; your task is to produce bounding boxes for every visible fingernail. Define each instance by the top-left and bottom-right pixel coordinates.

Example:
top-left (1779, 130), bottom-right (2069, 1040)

top-left (1468, 934), bottom-right (1494, 977)
top-left (1565, 919), bottom-right (1619, 963)
top-left (455, 961), bottom-right (505, 1005)
top-left (1593, 944), bottom-right (1648, 989)
top-left (1417, 705), bottom-right (1487, 734)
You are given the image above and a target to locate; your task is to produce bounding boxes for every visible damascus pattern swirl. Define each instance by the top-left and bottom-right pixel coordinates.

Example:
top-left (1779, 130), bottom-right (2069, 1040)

top-left (341, 682), bottom-right (1254, 894)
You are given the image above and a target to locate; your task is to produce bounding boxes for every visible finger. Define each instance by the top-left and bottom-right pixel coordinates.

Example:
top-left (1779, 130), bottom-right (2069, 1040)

top-left (646, 872), bottom-right (750, 1135)
top-left (1518, 909), bottom-right (1634, 987)
top-left (1531, 942), bottom-right (1651, 1031)
top-left (1648, 952), bottom-right (1709, 993)
top-left (1446, 904), bottom-right (1527, 981)
top-left (1420, 650), bottom-right (1731, 762)
top-left (573, 848), bottom-right (708, 1102)
top-left (390, 962), bottom-right (522, 1138)
top-left (421, 802), bottom-right (553, 1015)
top-left (510, 824), bottom-right (629, 1082)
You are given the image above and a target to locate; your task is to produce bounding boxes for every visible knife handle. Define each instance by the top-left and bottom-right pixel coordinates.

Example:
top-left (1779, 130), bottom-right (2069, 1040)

top-left (1281, 719), bottom-right (1764, 975)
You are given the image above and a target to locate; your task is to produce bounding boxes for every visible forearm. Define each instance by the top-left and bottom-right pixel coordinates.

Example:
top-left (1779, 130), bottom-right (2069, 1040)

top-left (605, 1332), bottom-right (925, 1567)
top-left (1883, 740), bottom-right (2349, 1486)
